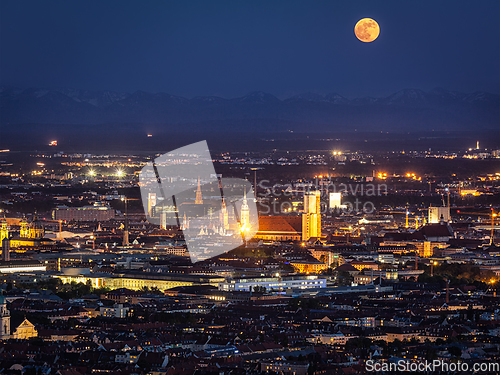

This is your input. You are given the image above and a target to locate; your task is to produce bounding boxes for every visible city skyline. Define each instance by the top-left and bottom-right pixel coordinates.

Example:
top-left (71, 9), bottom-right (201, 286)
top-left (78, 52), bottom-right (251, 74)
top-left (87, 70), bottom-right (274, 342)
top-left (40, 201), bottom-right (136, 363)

top-left (0, 1), bottom-right (499, 373)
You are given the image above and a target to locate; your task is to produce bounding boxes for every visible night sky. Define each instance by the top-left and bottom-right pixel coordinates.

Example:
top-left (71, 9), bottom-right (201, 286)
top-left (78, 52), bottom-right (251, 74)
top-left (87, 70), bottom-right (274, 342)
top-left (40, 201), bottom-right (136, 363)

top-left (1, 0), bottom-right (499, 99)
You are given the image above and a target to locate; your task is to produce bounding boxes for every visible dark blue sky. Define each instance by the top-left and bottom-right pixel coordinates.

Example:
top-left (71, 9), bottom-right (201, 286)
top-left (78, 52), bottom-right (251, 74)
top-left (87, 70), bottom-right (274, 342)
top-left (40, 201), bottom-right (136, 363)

top-left (1, 0), bottom-right (499, 98)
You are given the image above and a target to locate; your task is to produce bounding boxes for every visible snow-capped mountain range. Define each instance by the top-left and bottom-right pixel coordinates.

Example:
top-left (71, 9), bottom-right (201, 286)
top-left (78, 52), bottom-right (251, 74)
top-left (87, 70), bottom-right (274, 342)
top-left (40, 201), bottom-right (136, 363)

top-left (0, 87), bottom-right (498, 132)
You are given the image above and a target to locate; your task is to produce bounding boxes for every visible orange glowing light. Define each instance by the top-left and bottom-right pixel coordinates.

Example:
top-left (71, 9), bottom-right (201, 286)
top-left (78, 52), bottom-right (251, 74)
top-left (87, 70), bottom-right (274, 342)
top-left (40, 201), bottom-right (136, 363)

top-left (354, 18), bottom-right (380, 43)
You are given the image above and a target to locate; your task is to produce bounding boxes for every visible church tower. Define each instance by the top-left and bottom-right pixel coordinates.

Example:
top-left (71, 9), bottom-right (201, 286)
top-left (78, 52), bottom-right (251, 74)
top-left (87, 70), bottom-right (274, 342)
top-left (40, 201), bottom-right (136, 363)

top-left (220, 197), bottom-right (229, 230)
top-left (182, 212), bottom-right (189, 230)
top-left (195, 177), bottom-right (203, 204)
top-left (240, 189), bottom-right (250, 230)
top-left (302, 190), bottom-right (321, 241)
top-left (0, 216), bottom-right (8, 262)
top-left (19, 215), bottom-right (29, 238)
top-left (0, 295), bottom-right (10, 340)
top-left (0, 216), bottom-right (8, 244)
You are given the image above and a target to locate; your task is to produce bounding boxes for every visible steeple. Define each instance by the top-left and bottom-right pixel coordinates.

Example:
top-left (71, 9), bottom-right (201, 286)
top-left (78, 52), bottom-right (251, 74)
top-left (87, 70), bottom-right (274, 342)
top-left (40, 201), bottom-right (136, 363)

top-left (220, 196), bottom-right (229, 230)
top-left (195, 177), bottom-right (203, 204)
top-left (20, 215), bottom-right (28, 238)
top-left (241, 189), bottom-right (250, 229)
top-left (0, 295), bottom-right (10, 340)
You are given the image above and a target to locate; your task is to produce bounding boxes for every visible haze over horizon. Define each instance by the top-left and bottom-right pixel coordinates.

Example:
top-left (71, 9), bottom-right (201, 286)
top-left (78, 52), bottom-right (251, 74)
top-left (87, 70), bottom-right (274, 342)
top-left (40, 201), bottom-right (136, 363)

top-left (2, 84), bottom-right (499, 101)
top-left (1, 0), bottom-right (498, 153)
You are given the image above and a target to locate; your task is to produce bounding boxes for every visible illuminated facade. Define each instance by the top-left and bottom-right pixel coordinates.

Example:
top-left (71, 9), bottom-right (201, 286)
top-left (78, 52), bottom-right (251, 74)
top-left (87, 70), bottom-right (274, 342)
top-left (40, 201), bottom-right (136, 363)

top-left (19, 216), bottom-right (28, 238)
top-left (302, 191), bottom-right (321, 241)
top-left (428, 206), bottom-right (450, 224)
top-left (28, 216), bottom-right (44, 239)
top-left (52, 204), bottom-right (115, 221)
top-left (380, 240), bottom-right (447, 258)
top-left (329, 192), bottom-right (342, 209)
top-left (0, 261), bottom-right (46, 273)
top-left (0, 297), bottom-right (37, 340)
top-left (219, 275), bottom-right (326, 292)
top-left (56, 272), bottom-right (224, 292)
top-left (10, 215), bottom-right (54, 248)
top-left (413, 241), bottom-right (448, 258)
top-left (289, 259), bottom-right (329, 274)
top-left (11, 319), bottom-right (37, 340)
top-left (309, 248), bottom-right (344, 268)
top-left (420, 241), bottom-right (433, 258)
top-left (152, 244), bottom-right (187, 256)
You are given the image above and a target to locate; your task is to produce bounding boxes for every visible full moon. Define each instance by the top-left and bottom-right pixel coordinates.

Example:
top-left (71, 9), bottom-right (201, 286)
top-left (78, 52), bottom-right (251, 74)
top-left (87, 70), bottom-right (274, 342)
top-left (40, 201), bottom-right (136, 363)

top-left (354, 18), bottom-right (380, 43)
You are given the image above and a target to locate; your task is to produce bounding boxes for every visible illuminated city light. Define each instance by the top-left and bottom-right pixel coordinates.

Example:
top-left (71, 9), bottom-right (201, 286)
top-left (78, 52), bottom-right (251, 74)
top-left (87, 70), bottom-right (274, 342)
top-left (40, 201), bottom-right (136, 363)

top-left (0, 2), bottom-right (497, 368)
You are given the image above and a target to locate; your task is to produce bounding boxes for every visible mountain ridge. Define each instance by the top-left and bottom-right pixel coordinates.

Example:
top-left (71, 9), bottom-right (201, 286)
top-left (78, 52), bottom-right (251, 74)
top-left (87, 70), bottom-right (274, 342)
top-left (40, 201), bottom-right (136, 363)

top-left (0, 86), bottom-right (498, 132)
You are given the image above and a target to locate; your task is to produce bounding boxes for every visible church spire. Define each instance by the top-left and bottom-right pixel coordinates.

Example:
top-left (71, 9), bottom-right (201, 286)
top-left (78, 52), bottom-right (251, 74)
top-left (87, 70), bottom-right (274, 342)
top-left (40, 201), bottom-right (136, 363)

top-left (220, 196), bottom-right (229, 230)
top-left (195, 177), bottom-right (203, 204)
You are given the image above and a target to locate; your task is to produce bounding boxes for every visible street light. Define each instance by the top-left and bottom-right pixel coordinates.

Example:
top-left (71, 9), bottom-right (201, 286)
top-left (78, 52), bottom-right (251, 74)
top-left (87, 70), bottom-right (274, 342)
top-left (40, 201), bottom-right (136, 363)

top-left (431, 261), bottom-right (437, 277)
top-left (239, 223), bottom-right (250, 247)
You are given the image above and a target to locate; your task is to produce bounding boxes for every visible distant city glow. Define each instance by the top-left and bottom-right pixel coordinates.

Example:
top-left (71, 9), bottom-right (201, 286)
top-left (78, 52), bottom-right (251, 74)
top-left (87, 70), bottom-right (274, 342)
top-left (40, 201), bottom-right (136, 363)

top-left (405, 173), bottom-right (421, 181)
